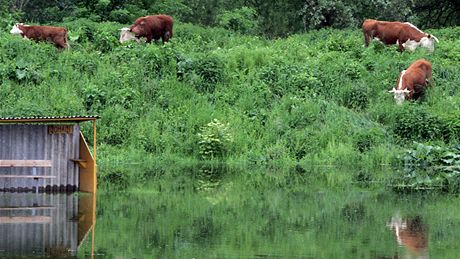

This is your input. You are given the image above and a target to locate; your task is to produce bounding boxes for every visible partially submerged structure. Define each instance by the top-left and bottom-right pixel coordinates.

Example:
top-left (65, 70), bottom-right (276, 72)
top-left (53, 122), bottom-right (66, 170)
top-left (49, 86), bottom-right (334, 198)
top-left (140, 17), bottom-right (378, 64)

top-left (0, 116), bottom-right (98, 193)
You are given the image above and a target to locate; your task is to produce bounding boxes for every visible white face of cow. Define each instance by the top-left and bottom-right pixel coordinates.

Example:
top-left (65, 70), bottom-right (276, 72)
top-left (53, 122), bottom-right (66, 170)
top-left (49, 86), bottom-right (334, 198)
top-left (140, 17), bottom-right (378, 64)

top-left (10, 24), bottom-right (23, 35)
top-left (419, 36), bottom-right (437, 52)
top-left (389, 88), bottom-right (410, 105)
top-left (119, 27), bottom-right (139, 43)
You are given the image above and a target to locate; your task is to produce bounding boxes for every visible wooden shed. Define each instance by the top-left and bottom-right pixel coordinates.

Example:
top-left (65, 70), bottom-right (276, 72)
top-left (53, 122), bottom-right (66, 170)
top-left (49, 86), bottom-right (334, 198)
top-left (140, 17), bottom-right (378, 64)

top-left (0, 116), bottom-right (98, 193)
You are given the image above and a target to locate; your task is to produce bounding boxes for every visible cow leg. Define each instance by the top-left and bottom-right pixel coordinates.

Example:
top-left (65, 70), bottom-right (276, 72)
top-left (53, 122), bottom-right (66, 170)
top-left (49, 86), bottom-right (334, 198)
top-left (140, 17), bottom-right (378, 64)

top-left (145, 36), bottom-right (152, 43)
top-left (398, 41), bottom-right (405, 52)
top-left (364, 33), bottom-right (370, 47)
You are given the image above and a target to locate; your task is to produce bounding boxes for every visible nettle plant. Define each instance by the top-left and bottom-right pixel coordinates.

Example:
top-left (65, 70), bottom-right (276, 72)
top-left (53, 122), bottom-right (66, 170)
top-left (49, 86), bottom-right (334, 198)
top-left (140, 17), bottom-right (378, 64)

top-left (198, 119), bottom-right (233, 159)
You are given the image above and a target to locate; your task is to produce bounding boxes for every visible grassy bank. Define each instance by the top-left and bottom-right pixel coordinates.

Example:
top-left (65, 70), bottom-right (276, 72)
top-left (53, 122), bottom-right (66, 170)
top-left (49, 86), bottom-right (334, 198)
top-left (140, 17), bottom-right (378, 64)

top-left (0, 20), bottom-right (459, 185)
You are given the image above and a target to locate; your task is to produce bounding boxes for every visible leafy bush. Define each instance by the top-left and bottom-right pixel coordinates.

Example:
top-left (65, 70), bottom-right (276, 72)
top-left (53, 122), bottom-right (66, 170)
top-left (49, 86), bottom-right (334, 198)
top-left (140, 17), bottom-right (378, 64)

top-left (193, 54), bottom-right (225, 93)
top-left (392, 106), bottom-right (444, 142)
top-left (392, 143), bottom-right (460, 193)
top-left (341, 84), bottom-right (369, 111)
top-left (217, 7), bottom-right (259, 34)
top-left (352, 128), bottom-right (385, 153)
top-left (198, 119), bottom-right (233, 159)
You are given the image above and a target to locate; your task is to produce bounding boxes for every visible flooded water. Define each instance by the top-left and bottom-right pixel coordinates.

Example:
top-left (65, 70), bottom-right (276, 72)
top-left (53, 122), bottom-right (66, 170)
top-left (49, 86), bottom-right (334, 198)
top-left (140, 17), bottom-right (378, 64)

top-left (2, 168), bottom-right (460, 258)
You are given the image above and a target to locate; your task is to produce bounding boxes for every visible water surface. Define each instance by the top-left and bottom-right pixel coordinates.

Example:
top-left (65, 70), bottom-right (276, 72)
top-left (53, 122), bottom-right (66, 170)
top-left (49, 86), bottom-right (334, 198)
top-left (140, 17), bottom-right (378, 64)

top-left (2, 168), bottom-right (460, 258)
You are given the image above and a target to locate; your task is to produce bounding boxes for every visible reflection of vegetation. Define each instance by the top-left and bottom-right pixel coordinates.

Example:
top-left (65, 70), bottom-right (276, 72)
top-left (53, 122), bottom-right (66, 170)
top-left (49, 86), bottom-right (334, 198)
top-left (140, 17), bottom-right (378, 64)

top-left (392, 143), bottom-right (460, 193)
top-left (78, 170), bottom-right (460, 258)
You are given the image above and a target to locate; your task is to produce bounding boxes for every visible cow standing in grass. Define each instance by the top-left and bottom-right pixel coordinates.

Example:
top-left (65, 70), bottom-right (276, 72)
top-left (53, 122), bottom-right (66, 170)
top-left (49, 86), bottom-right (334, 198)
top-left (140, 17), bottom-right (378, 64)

top-left (362, 19), bottom-right (439, 52)
top-left (389, 59), bottom-right (433, 105)
top-left (10, 23), bottom-right (69, 49)
top-left (129, 15), bottom-right (173, 43)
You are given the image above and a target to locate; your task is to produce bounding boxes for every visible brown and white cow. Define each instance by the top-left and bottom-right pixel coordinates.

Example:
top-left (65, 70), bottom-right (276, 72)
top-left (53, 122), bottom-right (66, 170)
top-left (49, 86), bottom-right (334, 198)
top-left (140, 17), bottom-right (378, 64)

top-left (362, 19), bottom-right (439, 52)
top-left (10, 23), bottom-right (69, 49)
top-left (389, 59), bottom-right (432, 105)
top-left (129, 15), bottom-right (173, 43)
top-left (119, 27), bottom-right (140, 43)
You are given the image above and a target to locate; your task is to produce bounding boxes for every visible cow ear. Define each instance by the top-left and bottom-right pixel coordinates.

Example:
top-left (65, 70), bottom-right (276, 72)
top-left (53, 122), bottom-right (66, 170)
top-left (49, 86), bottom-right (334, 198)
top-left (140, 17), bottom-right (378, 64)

top-left (403, 89), bottom-right (410, 93)
top-left (389, 88), bottom-right (396, 93)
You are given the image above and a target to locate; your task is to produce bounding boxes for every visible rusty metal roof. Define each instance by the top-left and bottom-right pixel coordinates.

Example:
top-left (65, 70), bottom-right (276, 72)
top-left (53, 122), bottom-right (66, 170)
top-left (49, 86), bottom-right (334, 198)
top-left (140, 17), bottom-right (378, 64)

top-left (0, 115), bottom-right (99, 123)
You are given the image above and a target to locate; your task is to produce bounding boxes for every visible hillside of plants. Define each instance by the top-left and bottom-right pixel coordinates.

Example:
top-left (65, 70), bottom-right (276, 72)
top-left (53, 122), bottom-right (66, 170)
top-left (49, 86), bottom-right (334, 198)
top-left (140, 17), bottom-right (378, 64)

top-left (0, 6), bottom-right (460, 191)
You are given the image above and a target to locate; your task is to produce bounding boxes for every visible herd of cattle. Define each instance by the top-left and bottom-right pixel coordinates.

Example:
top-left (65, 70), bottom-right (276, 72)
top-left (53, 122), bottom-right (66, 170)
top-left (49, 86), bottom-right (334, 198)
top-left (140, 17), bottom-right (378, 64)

top-left (9, 16), bottom-right (439, 105)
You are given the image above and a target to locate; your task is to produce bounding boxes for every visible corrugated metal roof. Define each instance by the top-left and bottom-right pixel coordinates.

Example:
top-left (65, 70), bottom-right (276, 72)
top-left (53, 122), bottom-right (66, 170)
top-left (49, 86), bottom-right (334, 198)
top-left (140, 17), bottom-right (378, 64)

top-left (0, 115), bottom-right (99, 123)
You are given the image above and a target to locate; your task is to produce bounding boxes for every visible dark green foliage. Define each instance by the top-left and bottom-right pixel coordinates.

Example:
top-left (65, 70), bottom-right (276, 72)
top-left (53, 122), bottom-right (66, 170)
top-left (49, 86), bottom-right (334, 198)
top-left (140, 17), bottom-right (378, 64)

top-left (1, 0), bottom-right (459, 38)
top-left (217, 7), bottom-right (259, 34)
top-left (392, 106), bottom-right (444, 142)
top-left (193, 55), bottom-right (225, 93)
top-left (352, 128), bottom-right (384, 153)
top-left (392, 143), bottom-right (460, 193)
top-left (341, 84), bottom-right (369, 111)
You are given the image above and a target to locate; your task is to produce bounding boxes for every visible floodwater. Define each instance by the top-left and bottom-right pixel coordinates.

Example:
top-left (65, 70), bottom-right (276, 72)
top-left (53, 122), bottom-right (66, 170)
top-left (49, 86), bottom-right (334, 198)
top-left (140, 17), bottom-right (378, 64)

top-left (1, 168), bottom-right (460, 258)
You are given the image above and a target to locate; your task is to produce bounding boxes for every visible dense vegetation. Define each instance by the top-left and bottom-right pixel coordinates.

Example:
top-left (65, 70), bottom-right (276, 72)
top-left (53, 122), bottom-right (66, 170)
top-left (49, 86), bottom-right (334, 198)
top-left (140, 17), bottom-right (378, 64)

top-left (0, 17), bottom-right (459, 191)
top-left (1, 0), bottom-right (459, 37)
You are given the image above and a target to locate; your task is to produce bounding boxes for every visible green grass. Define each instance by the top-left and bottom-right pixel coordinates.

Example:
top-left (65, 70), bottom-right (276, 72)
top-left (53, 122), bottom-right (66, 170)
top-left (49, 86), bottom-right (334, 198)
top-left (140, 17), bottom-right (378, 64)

top-left (1, 20), bottom-right (459, 185)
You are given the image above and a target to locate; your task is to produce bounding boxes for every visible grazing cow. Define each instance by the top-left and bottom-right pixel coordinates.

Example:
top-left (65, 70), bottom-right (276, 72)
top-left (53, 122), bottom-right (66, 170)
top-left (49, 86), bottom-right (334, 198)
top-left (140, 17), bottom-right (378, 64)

top-left (389, 59), bottom-right (432, 105)
top-left (129, 15), bottom-right (173, 43)
top-left (119, 27), bottom-right (140, 43)
top-left (388, 215), bottom-right (428, 257)
top-left (10, 23), bottom-right (69, 49)
top-left (362, 19), bottom-right (439, 52)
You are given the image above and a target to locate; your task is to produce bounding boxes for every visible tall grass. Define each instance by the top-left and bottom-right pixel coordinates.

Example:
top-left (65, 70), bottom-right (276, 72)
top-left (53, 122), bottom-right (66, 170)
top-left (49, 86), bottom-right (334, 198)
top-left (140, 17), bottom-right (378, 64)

top-left (0, 20), bottom-right (459, 184)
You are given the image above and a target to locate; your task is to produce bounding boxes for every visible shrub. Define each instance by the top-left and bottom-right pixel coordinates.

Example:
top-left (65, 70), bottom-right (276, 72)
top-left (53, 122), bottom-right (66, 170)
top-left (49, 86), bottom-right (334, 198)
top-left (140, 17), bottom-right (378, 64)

top-left (109, 9), bottom-right (131, 24)
top-left (193, 55), bottom-right (225, 93)
top-left (352, 128), bottom-right (385, 152)
top-left (217, 7), bottom-right (259, 35)
top-left (198, 119), bottom-right (233, 159)
top-left (392, 143), bottom-right (460, 193)
top-left (341, 84), bottom-right (369, 111)
top-left (392, 105), bottom-right (444, 142)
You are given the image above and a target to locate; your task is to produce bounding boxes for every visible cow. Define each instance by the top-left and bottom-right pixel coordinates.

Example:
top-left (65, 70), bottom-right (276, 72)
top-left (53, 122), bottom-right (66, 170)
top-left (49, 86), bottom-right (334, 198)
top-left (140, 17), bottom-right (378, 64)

top-left (10, 23), bottom-right (69, 49)
top-left (119, 27), bottom-right (140, 43)
top-left (129, 15), bottom-right (173, 43)
top-left (362, 19), bottom-right (439, 52)
top-left (388, 215), bottom-right (428, 258)
top-left (389, 59), bottom-right (432, 105)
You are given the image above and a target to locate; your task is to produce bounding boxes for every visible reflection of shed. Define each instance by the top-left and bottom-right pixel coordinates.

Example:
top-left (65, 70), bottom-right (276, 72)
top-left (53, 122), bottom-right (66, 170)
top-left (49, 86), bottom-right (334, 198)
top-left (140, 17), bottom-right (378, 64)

top-left (0, 116), bottom-right (98, 193)
top-left (0, 193), bottom-right (96, 257)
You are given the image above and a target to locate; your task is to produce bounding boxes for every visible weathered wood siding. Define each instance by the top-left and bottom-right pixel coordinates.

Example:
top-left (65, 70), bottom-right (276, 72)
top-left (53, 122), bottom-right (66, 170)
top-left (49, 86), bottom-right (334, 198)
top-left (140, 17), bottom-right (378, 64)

top-left (0, 193), bottom-right (83, 257)
top-left (0, 124), bottom-right (80, 192)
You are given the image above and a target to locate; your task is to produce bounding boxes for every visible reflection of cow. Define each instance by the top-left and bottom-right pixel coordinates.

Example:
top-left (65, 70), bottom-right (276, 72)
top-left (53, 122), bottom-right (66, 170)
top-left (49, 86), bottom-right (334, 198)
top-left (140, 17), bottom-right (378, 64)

top-left (388, 215), bottom-right (428, 258)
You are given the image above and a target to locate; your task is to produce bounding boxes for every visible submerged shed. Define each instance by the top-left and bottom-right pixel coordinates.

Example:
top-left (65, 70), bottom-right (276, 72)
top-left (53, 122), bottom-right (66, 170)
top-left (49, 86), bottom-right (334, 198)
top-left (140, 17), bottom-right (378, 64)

top-left (0, 116), bottom-right (98, 193)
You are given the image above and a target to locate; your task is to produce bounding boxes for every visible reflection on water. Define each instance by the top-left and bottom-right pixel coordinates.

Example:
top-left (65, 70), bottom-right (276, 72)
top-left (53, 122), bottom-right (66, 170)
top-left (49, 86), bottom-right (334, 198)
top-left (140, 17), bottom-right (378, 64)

top-left (0, 193), bottom-right (95, 257)
top-left (388, 215), bottom-right (429, 259)
top-left (2, 168), bottom-right (460, 258)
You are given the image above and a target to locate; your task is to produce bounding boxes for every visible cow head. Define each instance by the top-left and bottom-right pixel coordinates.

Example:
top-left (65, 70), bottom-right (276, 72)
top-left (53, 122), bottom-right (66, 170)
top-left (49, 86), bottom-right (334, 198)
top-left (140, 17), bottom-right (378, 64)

top-left (389, 88), bottom-right (410, 105)
top-left (129, 19), bottom-right (146, 36)
top-left (10, 23), bottom-right (24, 35)
top-left (419, 34), bottom-right (439, 52)
top-left (119, 27), bottom-right (139, 43)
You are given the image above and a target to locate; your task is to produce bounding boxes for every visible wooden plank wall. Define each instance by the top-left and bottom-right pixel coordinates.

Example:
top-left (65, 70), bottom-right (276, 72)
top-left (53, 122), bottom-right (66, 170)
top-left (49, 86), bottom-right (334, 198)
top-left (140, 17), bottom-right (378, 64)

top-left (0, 193), bottom-right (80, 257)
top-left (0, 124), bottom-right (80, 192)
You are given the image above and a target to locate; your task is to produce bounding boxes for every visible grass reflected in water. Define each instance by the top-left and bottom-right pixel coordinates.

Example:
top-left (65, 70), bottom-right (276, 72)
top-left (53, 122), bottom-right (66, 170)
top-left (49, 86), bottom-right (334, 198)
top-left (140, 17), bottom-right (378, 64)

top-left (80, 167), bottom-right (460, 258)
